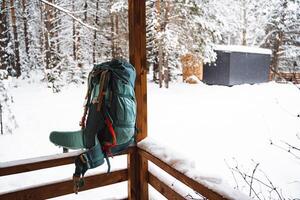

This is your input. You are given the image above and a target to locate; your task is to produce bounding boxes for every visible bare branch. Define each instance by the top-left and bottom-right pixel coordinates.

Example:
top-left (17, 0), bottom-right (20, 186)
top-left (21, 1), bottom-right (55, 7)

top-left (282, 141), bottom-right (300, 152)
top-left (224, 159), bottom-right (239, 190)
top-left (234, 165), bottom-right (262, 200)
top-left (270, 139), bottom-right (300, 160)
top-left (39, 0), bottom-right (98, 31)
top-left (228, 158), bottom-right (286, 200)
top-left (258, 30), bottom-right (278, 47)
top-left (259, 170), bottom-right (283, 200)
top-left (249, 162), bottom-right (260, 197)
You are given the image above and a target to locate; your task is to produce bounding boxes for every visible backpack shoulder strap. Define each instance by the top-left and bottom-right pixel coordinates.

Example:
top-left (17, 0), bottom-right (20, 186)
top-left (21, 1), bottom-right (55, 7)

top-left (80, 71), bottom-right (94, 129)
top-left (96, 69), bottom-right (111, 112)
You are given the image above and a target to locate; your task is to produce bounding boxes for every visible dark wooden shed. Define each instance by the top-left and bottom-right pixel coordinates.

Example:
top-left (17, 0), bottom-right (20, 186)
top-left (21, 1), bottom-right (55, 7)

top-left (203, 45), bottom-right (271, 86)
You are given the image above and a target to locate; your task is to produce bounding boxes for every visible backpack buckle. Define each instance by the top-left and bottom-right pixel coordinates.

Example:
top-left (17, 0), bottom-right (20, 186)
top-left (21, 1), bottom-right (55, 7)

top-left (79, 154), bottom-right (88, 163)
top-left (92, 98), bottom-right (99, 104)
top-left (79, 154), bottom-right (91, 169)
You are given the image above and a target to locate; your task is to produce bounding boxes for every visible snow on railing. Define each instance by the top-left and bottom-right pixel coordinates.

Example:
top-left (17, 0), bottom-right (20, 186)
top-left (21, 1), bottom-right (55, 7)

top-left (138, 138), bottom-right (250, 200)
top-left (0, 140), bottom-right (249, 200)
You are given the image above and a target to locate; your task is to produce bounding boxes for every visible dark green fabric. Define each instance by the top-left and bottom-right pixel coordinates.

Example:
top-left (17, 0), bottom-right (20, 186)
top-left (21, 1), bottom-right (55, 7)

top-left (49, 130), bottom-right (84, 149)
top-left (74, 141), bottom-right (105, 176)
top-left (93, 59), bottom-right (136, 147)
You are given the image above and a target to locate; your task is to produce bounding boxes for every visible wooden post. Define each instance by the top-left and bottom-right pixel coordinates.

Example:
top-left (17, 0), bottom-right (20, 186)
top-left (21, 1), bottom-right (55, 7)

top-left (128, 0), bottom-right (148, 199)
top-left (128, 147), bottom-right (148, 200)
top-left (128, 0), bottom-right (147, 142)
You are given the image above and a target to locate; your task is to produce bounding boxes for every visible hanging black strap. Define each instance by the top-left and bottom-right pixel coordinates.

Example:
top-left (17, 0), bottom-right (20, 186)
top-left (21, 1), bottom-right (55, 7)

top-left (73, 139), bottom-right (105, 193)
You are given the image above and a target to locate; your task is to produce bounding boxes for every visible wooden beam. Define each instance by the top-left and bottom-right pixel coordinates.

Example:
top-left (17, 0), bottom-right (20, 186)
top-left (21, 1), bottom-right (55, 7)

top-left (128, 148), bottom-right (138, 200)
top-left (0, 169), bottom-right (128, 200)
top-left (127, 147), bottom-right (149, 200)
top-left (148, 172), bottom-right (185, 200)
top-left (138, 149), bottom-right (230, 200)
top-left (128, 0), bottom-right (147, 142)
top-left (139, 153), bottom-right (149, 199)
top-left (0, 150), bottom-right (83, 176)
top-left (0, 149), bottom-right (130, 177)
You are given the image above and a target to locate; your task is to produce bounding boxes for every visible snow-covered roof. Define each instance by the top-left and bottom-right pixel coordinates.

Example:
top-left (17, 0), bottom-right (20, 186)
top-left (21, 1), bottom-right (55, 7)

top-left (214, 45), bottom-right (272, 55)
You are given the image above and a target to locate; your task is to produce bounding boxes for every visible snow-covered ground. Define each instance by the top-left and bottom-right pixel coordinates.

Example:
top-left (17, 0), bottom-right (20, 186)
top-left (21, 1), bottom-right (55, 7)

top-left (0, 79), bottom-right (300, 199)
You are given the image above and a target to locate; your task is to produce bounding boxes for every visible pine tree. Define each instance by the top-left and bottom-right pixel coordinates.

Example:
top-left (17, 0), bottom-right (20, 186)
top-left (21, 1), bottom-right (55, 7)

top-left (0, 80), bottom-right (17, 135)
top-left (263, 0), bottom-right (300, 77)
top-left (147, 0), bottom-right (223, 87)
top-left (21, 0), bottom-right (29, 56)
top-left (0, 0), bottom-right (10, 71)
top-left (9, 0), bottom-right (21, 77)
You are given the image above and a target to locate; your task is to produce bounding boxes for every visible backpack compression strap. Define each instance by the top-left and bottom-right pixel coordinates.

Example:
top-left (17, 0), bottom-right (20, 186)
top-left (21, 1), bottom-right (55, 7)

top-left (73, 139), bottom-right (105, 194)
top-left (80, 71), bottom-right (94, 129)
top-left (80, 69), bottom-right (109, 129)
top-left (96, 70), bottom-right (110, 111)
top-left (102, 116), bottom-right (117, 153)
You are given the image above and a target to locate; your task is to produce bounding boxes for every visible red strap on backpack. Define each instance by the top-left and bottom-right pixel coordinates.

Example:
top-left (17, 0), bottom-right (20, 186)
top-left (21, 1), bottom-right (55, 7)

top-left (102, 117), bottom-right (117, 152)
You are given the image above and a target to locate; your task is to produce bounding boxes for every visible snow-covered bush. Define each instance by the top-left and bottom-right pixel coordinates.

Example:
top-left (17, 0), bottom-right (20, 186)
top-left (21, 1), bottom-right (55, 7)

top-left (0, 79), bottom-right (17, 135)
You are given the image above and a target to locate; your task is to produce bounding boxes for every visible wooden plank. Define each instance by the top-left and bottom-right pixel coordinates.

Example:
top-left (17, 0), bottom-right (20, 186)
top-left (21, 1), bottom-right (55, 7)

top-left (127, 146), bottom-right (148, 200)
top-left (128, 0), bottom-right (147, 142)
top-left (0, 169), bottom-right (128, 200)
top-left (0, 150), bottom-right (83, 176)
top-left (138, 149), bottom-right (231, 200)
top-left (148, 172), bottom-right (185, 200)
top-left (0, 149), bottom-right (130, 177)
top-left (139, 152), bottom-right (149, 200)
top-left (127, 147), bottom-right (138, 200)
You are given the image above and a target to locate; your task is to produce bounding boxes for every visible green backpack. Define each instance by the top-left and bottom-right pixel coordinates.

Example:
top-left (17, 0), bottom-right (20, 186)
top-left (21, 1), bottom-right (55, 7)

top-left (49, 59), bottom-right (137, 193)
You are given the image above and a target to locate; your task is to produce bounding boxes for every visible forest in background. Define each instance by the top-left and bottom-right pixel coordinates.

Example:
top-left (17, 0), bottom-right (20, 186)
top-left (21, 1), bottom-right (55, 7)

top-left (0, 0), bottom-right (299, 87)
top-left (0, 0), bottom-right (299, 133)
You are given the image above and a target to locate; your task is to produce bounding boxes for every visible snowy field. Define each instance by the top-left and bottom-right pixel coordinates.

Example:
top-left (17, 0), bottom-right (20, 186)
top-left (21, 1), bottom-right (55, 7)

top-left (0, 79), bottom-right (300, 199)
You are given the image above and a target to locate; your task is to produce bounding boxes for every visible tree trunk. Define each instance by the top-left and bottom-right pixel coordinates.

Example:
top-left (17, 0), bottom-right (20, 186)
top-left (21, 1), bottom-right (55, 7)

top-left (0, 0), bottom-right (9, 70)
top-left (43, 0), bottom-right (58, 70)
top-left (93, 0), bottom-right (99, 63)
top-left (115, 14), bottom-right (120, 57)
top-left (270, 31), bottom-right (283, 79)
top-left (270, 0), bottom-right (287, 80)
top-left (71, 0), bottom-right (82, 67)
top-left (0, 103), bottom-right (3, 135)
top-left (10, 0), bottom-right (21, 77)
top-left (44, 0), bottom-right (54, 69)
top-left (21, 0), bottom-right (29, 56)
top-left (84, 0), bottom-right (88, 22)
top-left (163, 0), bottom-right (170, 88)
top-left (39, 2), bottom-right (45, 59)
top-left (156, 0), bottom-right (163, 88)
top-left (111, 15), bottom-right (115, 58)
top-left (242, 0), bottom-right (247, 46)
top-left (54, 0), bottom-right (60, 55)
top-left (72, 0), bottom-right (76, 60)
top-left (76, 26), bottom-right (82, 68)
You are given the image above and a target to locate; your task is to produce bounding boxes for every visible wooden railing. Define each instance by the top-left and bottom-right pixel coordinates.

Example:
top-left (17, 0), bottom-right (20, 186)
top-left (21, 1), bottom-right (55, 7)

top-left (0, 147), bottom-right (231, 200)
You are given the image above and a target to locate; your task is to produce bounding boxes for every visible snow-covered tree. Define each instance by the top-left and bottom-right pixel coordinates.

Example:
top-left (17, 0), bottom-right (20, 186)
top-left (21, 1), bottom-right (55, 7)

top-left (262, 0), bottom-right (300, 76)
top-left (217, 0), bottom-right (273, 46)
top-left (0, 76), bottom-right (17, 135)
top-left (9, 0), bottom-right (21, 77)
top-left (0, 0), bottom-right (10, 72)
top-left (1, 0), bottom-right (299, 88)
top-left (147, 0), bottom-right (223, 86)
